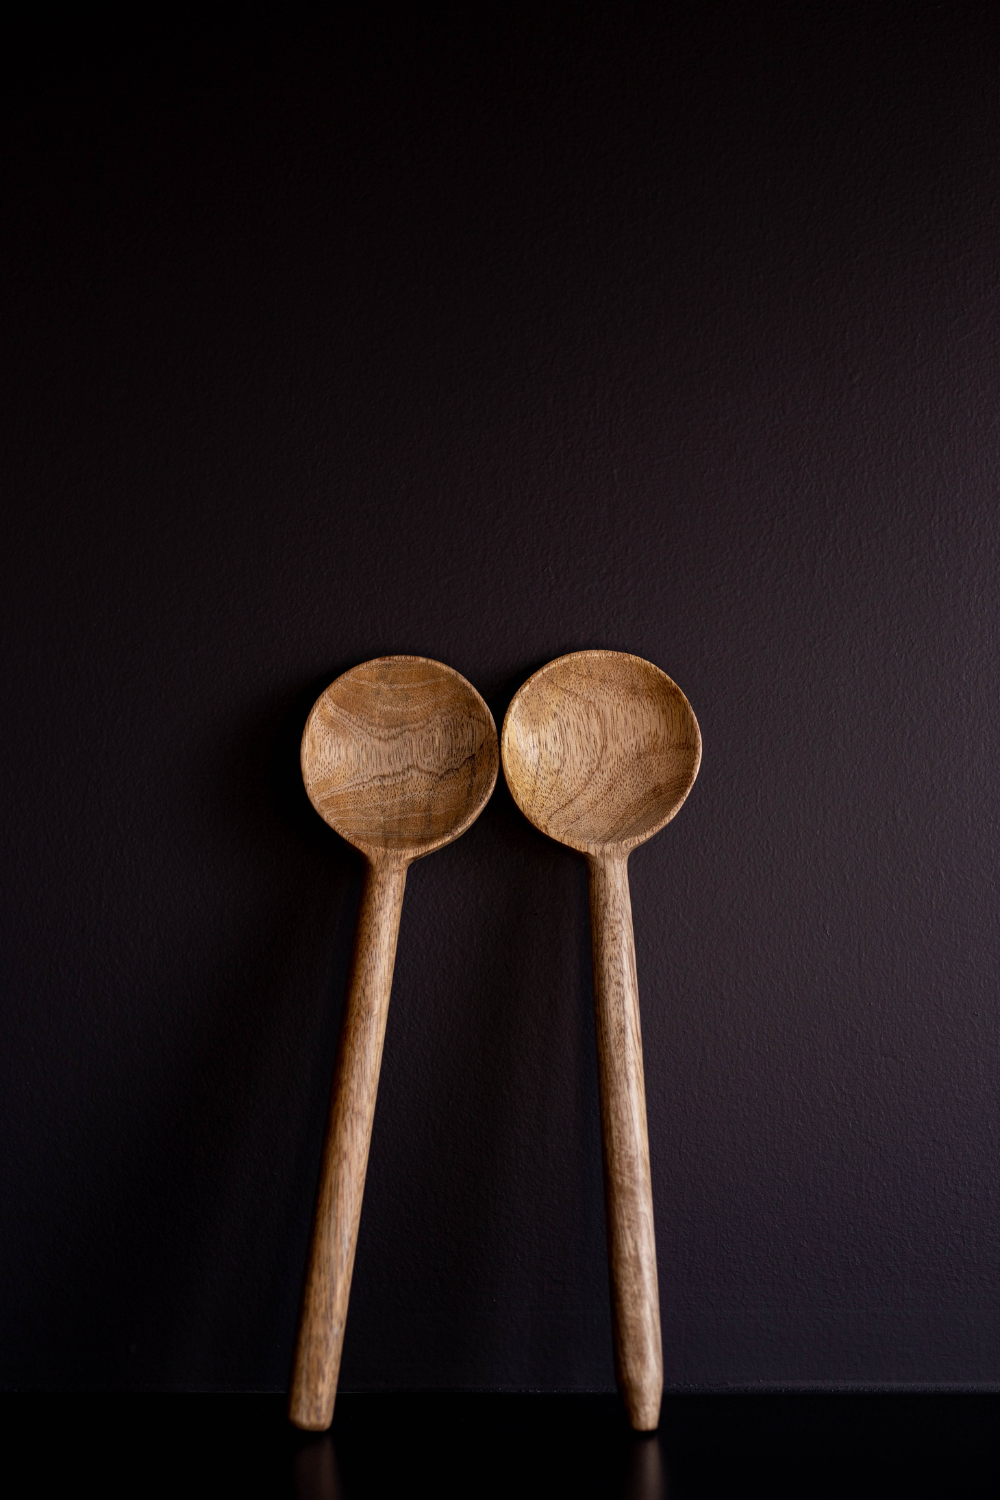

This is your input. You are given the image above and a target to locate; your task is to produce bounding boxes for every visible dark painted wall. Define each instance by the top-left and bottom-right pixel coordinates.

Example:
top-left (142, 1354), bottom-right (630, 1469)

top-left (2, 4), bottom-right (997, 1392)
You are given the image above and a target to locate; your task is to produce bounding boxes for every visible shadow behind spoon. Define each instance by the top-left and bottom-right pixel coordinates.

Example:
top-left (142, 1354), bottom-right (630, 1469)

top-left (290, 657), bottom-right (498, 1431)
top-left (502, 651), bottom-right (701, 1430)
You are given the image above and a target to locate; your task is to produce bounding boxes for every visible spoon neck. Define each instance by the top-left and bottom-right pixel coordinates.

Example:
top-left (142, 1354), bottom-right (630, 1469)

top-left (586, 846), bottom-right (630, 876)
top-left (366, 850), bottom-right (412, 874)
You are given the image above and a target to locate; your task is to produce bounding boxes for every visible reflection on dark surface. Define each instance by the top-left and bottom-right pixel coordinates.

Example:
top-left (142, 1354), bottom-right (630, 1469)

top-left (319, 1395), bottom-right (667, 1499)
top-left (621, 1434), bottom-right (668, 1500)
top-left (293, 1436), bottom-right (343, 1500)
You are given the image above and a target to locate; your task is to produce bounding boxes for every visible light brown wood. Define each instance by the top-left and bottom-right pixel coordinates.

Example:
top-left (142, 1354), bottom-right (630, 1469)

top-left (501, 650), bottom-right (701, 1431)
top-left (588, 849), bottom-right (661, 1428)
top-left (290, 656), bottom-right (499, 1431)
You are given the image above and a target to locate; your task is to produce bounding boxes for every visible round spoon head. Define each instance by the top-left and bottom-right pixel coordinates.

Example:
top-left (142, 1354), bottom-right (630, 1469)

top-left (501, 650), bottom-right (701, 855)
top-left (302, 656), bottom-right (498, 862)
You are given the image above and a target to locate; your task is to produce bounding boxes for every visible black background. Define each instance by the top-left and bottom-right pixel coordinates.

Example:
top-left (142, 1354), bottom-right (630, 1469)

top-left (1, 3), bottom-right (997, 1394)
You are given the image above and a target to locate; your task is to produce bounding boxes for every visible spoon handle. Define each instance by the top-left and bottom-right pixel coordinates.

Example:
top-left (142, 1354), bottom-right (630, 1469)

top-left (289, 855), bottom-right (409, 1431)
top-left (587, 850), bottom-right (663, 1431)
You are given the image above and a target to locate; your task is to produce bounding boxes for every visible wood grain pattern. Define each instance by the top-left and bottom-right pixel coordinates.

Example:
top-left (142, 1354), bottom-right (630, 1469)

top-left (290, 657), bottom-right (499, 1432)
top-left (501, 650), bottom-right (701, 1430)
top-left (301, 657), bottom-right (498, 859)
top-left (588, 849), bottom-right (661, 1430)
top-left (288, 857), bottom-right (407, 1431)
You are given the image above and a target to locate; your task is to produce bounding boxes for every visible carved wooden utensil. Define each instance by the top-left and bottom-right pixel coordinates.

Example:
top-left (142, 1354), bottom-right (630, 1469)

top-left (290, 656), bottom-right (499, 1431)
top-left (501, 650), bottom-right (701, 1430)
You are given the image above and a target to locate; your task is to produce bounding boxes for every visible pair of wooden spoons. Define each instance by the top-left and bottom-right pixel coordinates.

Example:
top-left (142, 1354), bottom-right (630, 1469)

top-left (289, 652), bottom-right (701, 1433)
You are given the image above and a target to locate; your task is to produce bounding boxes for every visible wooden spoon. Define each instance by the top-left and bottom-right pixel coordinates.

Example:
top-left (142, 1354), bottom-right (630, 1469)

top-left (501, 650), bottom-right (701, 1431)
top-left (290, 656), bottom-right (499, 1431)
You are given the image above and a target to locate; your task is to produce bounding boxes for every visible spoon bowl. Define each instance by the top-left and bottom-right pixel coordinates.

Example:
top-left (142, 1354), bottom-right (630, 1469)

top-left (501, 650), bottom-right (701, 853)
top-left (302, 655), bottom-right (498, 859)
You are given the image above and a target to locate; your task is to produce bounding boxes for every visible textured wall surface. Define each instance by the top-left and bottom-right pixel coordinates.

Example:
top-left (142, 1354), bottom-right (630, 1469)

top-left (1, 5), bottom-right (997, 1391)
